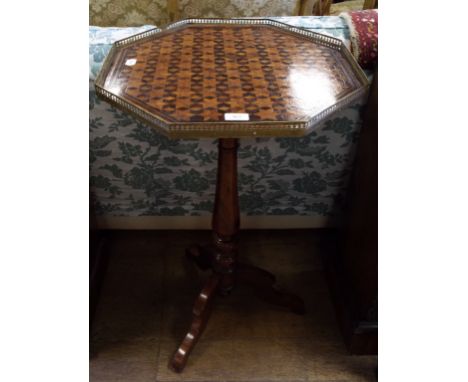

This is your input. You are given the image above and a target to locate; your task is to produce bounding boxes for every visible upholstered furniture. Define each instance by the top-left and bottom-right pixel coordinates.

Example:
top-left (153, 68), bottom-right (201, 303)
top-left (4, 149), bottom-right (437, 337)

top-left (341, 9), bottom-right (378, 68)
top-left (312, 0), bottom-right (377, 16)
top-left (89, 0), bottom-right (315, 27)
top-left (177, 0), bottom-right (303, 21)
top-left (89, 0), bottom-right (177, 26)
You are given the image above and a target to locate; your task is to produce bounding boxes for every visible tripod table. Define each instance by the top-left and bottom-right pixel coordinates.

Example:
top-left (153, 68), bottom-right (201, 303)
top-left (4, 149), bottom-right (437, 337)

top-left (95, 18), bottom-right (368, 372)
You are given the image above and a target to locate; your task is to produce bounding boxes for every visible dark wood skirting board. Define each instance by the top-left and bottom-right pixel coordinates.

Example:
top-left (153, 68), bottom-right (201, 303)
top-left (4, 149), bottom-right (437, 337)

top-left (324, 68), bottom-right (378, 355)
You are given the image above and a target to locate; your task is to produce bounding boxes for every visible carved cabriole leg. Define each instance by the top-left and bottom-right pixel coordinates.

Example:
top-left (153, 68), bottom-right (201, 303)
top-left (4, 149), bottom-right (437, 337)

top-left (237, 263), bottom-right (306, 314)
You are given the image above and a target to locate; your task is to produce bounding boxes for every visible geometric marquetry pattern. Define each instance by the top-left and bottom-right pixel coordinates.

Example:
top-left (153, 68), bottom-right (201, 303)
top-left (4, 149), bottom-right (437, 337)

top-left (96, 19), bottom-right (368, 138)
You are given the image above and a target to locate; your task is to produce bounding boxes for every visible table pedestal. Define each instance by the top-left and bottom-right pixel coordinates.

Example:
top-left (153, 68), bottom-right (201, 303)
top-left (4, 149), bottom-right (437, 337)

top-left (170, 138), bottom-right (305, 372)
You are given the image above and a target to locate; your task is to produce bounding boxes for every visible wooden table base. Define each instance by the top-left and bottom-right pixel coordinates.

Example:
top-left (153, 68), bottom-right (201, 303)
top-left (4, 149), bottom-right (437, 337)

top-left (170, 139), bottom-right (305, 373)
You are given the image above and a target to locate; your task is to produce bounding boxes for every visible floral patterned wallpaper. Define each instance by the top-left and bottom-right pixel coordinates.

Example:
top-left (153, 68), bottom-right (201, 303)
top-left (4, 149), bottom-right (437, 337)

top-left (90, 86), bottom-right (364, 218)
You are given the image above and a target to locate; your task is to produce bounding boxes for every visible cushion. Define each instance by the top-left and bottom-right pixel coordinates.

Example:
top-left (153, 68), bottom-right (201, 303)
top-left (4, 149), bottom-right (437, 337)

top-left (340, 9), bottom-right (378, 69)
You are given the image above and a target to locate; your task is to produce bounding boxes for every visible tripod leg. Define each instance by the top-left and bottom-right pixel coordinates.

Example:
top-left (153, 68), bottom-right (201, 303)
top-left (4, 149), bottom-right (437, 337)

top-left (169, 274), bottom-right (221, 373)
top-left (185, 245), bottom-right (213, 271)
top-left (237, 262), bottom-right (305, 315)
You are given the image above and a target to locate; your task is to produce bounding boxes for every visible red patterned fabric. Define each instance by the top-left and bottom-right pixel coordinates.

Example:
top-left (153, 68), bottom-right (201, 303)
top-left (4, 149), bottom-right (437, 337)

top-left (341, 9), bottom-right (378, 69)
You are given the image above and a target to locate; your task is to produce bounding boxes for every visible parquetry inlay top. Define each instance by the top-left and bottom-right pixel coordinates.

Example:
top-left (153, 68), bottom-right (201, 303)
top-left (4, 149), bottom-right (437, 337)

top-left (96, 19), bottom-right (368, 138)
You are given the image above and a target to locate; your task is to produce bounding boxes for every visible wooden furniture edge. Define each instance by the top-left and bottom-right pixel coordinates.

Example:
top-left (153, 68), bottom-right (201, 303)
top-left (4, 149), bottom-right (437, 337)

top-left (324, 66), bottom-right (377, 355)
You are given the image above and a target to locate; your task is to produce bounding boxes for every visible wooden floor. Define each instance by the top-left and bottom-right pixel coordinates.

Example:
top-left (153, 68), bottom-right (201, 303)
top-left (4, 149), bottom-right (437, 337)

top-left (90, 230), bottom-right (377, 382)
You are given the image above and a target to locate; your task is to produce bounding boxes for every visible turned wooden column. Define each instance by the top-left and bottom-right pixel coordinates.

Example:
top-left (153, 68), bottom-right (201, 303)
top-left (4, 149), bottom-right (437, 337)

top-left (170, 138), bottom-right (240, 372)
top-left (212, 138), bottom-right (239, 294)
top-left (170, 138), bottom-right (305, 372)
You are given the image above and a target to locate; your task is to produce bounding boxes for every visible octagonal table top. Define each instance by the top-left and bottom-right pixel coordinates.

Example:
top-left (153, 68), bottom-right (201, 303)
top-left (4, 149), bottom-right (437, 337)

top-left (95, 19), bottom-right (368, 138)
